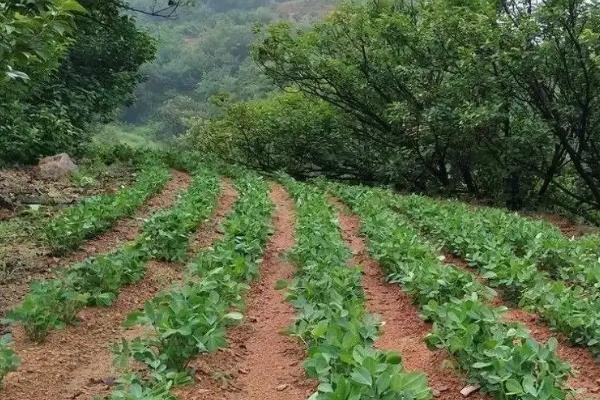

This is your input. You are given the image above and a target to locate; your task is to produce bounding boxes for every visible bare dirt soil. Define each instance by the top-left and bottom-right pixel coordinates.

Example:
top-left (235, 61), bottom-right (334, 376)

top-left (0, 177), bottom-right (240, 400)
top-left (0, 170), bottom-right (189, 321)
top-left (175, 184), bottom-right (314, 400)
top-left (0, 163), bottom-right (135, 220)
top-left (331, 198), bottom-right (488, 400)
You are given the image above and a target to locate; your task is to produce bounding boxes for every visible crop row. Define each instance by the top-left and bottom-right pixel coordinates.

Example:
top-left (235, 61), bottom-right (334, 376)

top-left (107, 172), bottom-right (273, 399)
top-left (413, 197), bottom-right (600, 291)
top-left (282, 176), bottom-right (432, 400)
top-left (393, 194), bottom-right (600, 357)
top-left (45, 158), bottom-right (171, 255)
top-left (137, 168), bottom-right (220, 262)
top-left (5, 167), bottom-right (220, 344)
top-left (329, 183), bottom-right (571, 400)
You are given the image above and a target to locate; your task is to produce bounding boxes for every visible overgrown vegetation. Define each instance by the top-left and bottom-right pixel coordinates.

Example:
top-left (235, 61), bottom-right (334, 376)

top-left (192, 0), bottom-right (600, 223)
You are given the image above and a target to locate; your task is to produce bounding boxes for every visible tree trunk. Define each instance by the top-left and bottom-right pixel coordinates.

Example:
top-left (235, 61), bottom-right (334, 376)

top-left (460, 164), bottom-right (479, 196)
top-left (506, 171), bottom-right (523, 210)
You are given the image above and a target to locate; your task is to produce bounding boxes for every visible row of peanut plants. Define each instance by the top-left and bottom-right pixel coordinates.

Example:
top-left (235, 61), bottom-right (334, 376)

top-left (3, 167), bottom-right (220, 348)
top-left (394, 194), bottom-right (600, 357)
top-left (106, 172), bottom-right (273, 399)
top-left (420, 198), bottom-right (600, 292)
top-left (328, 183), bottom-right (572, 400)
top-left (45, 157), bottom-right (171, 255)
top-left (282, 176), bottom-right (432, 400)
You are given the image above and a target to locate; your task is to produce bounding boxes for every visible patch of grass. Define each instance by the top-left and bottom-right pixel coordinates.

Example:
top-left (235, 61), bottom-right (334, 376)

top-left (93, 123), bottom-right (164, 150)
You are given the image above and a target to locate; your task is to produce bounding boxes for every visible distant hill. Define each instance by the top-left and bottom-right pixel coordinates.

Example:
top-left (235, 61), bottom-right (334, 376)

top-left (122, 0), bottom-right (336, 136)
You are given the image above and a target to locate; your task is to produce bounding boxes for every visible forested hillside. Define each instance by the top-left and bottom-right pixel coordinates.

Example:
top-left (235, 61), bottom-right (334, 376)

top-left (0, 0), bottom-right (156, 164)
top-left (191, 0), bottom-right (600, 223)
top-left (122, 0), bottom-right (336, 137)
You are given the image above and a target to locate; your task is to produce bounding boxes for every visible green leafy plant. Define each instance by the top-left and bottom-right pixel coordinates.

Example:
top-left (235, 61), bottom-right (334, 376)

top-left (6, 280), bottom-right (88, 342)
top-left (110, 172), bottom-right (273, 394)
top-left (282, 176), bottom-right (432, 400)
top-left (0, 334), bottom-right (20, 386)
top-left (138, 168), bottom-right (220, 262)
top-left (394, 193), bottom-right (600, 356)
top-left (8, 164), bottom-right (222, 341)
top-left (328, 182), bottom-right (571, 399)
top-left (101, 373), bottom-right (177, 400)
top-left (46, 162), bottom-right (170, 255)
top-left (63, 246), bottom-right (147, 306)
top-left (425, 297), bottom-right (570, 400)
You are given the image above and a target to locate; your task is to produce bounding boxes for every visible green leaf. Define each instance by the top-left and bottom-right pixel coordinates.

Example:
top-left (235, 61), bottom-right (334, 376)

top-left (274, 279), bottom-right (289, 290)
top-left (224, 312), bottom-right (244, 322)
top-left (505, 379), bottom-right (524, 395)
top-left (350, 366), bottom-right (372, 387)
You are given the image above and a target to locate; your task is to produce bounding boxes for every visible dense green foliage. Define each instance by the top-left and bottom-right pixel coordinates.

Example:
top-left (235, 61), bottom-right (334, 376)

top-left (330, 183), bottom-right (571, 399)
top-left (1, 0), bottom-right (155, 164)
top-left (393, 193), bottom-right (600, 356)
top-left (193, 0), bottom-right (600, 222)
top-left (190, 92), bottom-right (379, 179)
top-left (283, 176), bottom-right (431, 400)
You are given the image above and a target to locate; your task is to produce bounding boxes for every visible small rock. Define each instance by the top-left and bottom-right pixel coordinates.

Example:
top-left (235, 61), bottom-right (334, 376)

top-left (238, 368), bottom-right (249, 375)
top-left (71, 390), bottom-right (84, 399)
top-left (432, 389), bottom-right (441, 397)
top-left (276, 384), bottom-right (289, 391)
top-left (102, 376), bottom-right (116, 386)
top-left (460, 385), bottom-right (481, 397)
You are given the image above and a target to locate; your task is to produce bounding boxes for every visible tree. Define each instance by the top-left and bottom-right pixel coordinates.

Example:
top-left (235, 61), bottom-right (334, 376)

top-left (249, 0), bottom-right (600, 219)
top-left (0, 0), bottom-right (155, 164)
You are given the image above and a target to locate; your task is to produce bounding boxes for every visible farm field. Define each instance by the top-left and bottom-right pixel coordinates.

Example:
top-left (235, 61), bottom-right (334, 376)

top-left (5, 0), bottom-right (600, 399)
top-left (0, 153), bottom-right (598, 400)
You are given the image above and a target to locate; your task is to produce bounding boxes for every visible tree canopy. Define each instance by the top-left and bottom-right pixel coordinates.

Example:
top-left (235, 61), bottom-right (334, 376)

top-left (0, 0), bottom-right (155, 164)
top-left (191, 0), bottom-right (600, 222)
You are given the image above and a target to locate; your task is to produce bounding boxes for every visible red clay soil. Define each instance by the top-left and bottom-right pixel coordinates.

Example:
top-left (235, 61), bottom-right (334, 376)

top-left (188, 178), bottom-right (238, 255)
top-left (330, 198), bottom-right (488, 400)
top-left (0, 169), bottom-right (191, 319)
top-left (0, 176), bottom-right (240, 400)
top-left (1, 260), bottom-right (183, 400)
top-left (440, 252), bottom-right (600, 398)
top-left (175, 183), bottom-right (314, 400)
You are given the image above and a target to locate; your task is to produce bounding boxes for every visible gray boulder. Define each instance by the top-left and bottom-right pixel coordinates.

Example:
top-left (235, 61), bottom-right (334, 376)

top-left (38, 153), bottom-right (78, 180)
